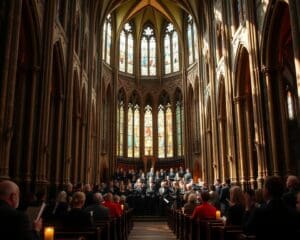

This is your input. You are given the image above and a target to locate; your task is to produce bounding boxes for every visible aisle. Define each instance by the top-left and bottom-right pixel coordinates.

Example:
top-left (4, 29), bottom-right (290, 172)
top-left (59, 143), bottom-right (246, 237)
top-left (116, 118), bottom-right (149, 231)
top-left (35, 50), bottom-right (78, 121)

top-left (128, 221), bottom-right (176, 240)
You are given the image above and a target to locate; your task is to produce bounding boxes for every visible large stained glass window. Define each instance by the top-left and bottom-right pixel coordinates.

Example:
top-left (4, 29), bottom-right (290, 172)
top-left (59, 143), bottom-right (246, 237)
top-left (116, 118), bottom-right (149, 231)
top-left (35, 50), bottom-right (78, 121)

top-left (117, 100), bottom-right (124, 156)
top-left (119, 23), bottom-right (134, 74)
top-left (187, 15), bottom-right (198, 65)
top-left (164, 34), bottom-right (171, 74)
top-left (141, 26), bottom-right (156, 76)
top-left (133, 105), bottom-right (140, 158)
top-left (158, 105), bottom-right (165, 158)
top-left (144, 105), bottom-right (153, 155)
top-left (164, 23), bottom-right (180, 74)
top-left (127, 105), bottom-right (133, 157)
top-left (166, 104), bottom-right (173, 157)
top-left (119, 30), bottom-right (126, 72)
top-left (176, 94), bottom-right (183, 157)
top-left (103, 14), bottom-right (112, 64)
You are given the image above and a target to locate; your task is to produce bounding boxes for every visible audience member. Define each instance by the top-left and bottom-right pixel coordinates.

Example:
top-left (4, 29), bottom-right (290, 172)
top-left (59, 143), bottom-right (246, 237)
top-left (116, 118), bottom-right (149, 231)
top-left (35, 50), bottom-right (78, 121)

top-left (84, 193), bottom-right (109, 222)
top-left (0, 180), bottom-right (42, 240)
top-left (226, 186), bottom-right (245, 226)
top-left (191, 191), bottom-right (217, 220)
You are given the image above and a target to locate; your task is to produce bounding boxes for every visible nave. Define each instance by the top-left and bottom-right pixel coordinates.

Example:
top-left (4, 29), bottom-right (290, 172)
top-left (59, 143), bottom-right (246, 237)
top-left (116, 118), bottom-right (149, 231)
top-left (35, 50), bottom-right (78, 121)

top-left (129, 221), bottom-right (176, 240)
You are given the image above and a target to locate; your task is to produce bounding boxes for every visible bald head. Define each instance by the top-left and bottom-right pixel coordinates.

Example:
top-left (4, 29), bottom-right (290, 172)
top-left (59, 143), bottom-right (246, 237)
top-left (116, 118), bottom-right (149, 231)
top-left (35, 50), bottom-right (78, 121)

top-left (0, 180), bottom-right (20, 208)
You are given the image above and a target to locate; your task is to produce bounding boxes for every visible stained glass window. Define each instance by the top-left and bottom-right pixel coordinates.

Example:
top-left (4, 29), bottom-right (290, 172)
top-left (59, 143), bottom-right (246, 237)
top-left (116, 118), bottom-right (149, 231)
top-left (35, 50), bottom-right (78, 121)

top-left (164, 23), bottom-right (180, 74)
top-left (102, 14), bottom-right (112, 64)
top-left (187, 21), bottom-right (193, 65)
top-left (193, 23), bottom-right (198, 61)
top-left (127, 33), bottom-right (134, 74)
top-left (119, 23), bottom-right (134, 74)
top-left (164, 34), bottom-right (171, 74)
top-left (187, 15), bottom-right (198, 64)
top-left (119, 30), bottom-right (126, 72)
top-left (144, 105), bottom-right (153, 155)
top-left (158, 105), bottom-right (165, 158)
top-left (166, 104), bottom-right (173, 157)
top-left (149, 37), bottom-right (156, 75)
top-left (117, 100), bottom-right (124, 156)
top-left (172, 31), bottom-right (179, 72)
top-left (141, 37), bottom-right (148, 76)
top-left (106, 22), bottom-right (111, 64)
top-left (176, 101), bottom-right (182, 156)
top-left (133, 105), bottom-right (140, 158)
top-left (287, 91), bottom-right (295, 120)
top-left (127, 106), bottom-right (133, 157)
top-left (141, 26), bottom-right (156, 76)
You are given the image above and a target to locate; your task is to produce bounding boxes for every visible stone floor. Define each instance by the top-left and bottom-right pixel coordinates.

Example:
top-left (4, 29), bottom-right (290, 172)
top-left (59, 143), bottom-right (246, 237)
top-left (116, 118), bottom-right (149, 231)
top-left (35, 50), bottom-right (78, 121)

top-left (128, 221), bottom-right (176, 240)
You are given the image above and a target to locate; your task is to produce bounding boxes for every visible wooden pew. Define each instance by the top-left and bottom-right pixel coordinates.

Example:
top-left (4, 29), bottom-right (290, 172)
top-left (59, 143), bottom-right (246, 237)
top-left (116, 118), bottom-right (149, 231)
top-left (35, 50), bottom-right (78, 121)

top-left (54, 227), bottom-right (101, 240)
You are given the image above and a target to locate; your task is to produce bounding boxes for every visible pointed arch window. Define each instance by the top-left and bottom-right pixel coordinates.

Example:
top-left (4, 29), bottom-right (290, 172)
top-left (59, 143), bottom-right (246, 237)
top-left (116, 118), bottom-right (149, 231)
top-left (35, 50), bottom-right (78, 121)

top-left (158, 94), bottom-right (173, 158)
top-left (128, 94), bottom-right (140, 158)
top-left (141, 26), bottom-right (156, 76)
top-left (164, 23), bottom-right (180, 74)
top-left (144, 105), bottom-right (153, 156)
top-left (158, 105), bottom-right (165, 158)
top-left (176, 91), bottom-right (184, 156)
top-left (187, 15), bottom-right (198, 65)
top-left (117, 91), bottom-right (125, 157)
top-left (102, 14), bottom-right (112, 65)
top-left (119, 23), bottom-right (134, 74)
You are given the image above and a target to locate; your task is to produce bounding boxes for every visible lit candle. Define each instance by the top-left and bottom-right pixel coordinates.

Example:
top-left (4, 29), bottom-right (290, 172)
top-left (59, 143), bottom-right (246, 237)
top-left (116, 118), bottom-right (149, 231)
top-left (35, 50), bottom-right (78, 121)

top-left (121, 204), bottom-right (124, 211)
top-left (216, 210), bottom-right (221, 219)
top-left (44, 227), bottom-right (54, 240)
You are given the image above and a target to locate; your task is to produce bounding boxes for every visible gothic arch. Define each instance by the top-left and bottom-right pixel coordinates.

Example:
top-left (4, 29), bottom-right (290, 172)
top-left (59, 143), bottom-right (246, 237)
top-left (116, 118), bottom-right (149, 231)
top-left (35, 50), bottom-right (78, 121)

top-left (261, 1), bottom-right (300, 176)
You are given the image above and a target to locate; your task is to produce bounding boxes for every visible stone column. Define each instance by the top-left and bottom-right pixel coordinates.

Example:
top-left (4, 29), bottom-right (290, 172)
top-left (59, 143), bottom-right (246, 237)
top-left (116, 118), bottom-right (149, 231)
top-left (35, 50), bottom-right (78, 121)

top-left (0, 0), bottom-right (22, 179)
top-left (262, 67), bottom-right (279, 176)
top-left (36, 0), bottom-right (56, 188)
top-left (234, 96), bottom-right (246, 185)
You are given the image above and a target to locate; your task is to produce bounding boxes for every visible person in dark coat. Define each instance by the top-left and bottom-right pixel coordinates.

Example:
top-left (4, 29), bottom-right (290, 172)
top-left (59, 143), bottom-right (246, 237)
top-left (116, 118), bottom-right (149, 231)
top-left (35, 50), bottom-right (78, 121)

top-left (243, 176), bottom-right (299, 240)
top-left (84, 193), bottom-right (109, 222)
top-left (63, 191), bottom-right (93, 229)
top-left (282, 175), bottom-right (299, 209)
top-left (0, 180), bottom-right (42, 240)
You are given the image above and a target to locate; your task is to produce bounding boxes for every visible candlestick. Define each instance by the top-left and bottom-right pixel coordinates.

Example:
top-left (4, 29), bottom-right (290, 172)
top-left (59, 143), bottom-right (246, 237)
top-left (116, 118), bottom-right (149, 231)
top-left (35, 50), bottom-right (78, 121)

top-left (44, 227), bottom-right (54, 240)
top-left (216, 210), bottom-right (221, 219)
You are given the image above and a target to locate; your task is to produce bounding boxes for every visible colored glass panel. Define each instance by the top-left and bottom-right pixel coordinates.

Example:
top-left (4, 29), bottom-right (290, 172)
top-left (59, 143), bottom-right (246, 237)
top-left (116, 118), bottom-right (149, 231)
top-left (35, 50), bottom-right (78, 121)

top-left (166, 106), bottom-right (173, 157)
top-left (158, 106), bottom-right (165, 158)
top-left (172, 31), bottom-right (179, 72)
top-left (144, 105), bottom-right (153, 155)
top-left (164, 34), bottom-right (171, 74)
top-left (127, 33), bottom-right (134, 74)
top-left (134, 105), bottom-right (140, 158)
top-left (119, 30), bottom-right (126, 72)
top-left (149, 37), bottom-right (156, 75)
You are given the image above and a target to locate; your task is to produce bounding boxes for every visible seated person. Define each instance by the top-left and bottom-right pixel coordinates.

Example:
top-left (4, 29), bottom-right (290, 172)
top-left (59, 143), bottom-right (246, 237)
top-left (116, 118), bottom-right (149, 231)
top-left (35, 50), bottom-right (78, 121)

top-left (226, 186), bottom-right (245, 226)
top-left (0, 180), bottom-right (42, 240)
top-left (103, 193), bottom-right (121, 218)
top-left (243, 176), bottom-right (299, 240)
top-left (191, 191), bottom-right (217, 220)
top-left (63, 191), bottom-right (93, 229)
top-left (84, 193), bottom-right (109, 222)
top-left (183, 193), bottom-right (198, 215)
top-left (52, 190), bottom-right (69, 218)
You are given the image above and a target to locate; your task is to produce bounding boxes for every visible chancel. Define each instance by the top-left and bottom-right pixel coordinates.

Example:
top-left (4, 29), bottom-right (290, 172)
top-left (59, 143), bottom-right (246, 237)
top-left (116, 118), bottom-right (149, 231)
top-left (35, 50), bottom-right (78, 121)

top-left (0, 0), bottom-right (300, 240)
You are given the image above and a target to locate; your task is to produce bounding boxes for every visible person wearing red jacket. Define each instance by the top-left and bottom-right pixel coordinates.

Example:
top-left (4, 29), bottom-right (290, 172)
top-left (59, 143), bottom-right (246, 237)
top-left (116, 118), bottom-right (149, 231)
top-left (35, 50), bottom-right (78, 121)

top-left (103, 193), bottom-right (121, 218)
top-left (191, 191), bottom-right (217, 220)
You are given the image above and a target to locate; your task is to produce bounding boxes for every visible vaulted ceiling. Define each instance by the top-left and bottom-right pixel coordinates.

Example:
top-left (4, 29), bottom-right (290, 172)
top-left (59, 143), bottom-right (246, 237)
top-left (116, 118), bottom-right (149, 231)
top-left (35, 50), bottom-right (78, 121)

top-left (96, 0), bottom-right (205, 35)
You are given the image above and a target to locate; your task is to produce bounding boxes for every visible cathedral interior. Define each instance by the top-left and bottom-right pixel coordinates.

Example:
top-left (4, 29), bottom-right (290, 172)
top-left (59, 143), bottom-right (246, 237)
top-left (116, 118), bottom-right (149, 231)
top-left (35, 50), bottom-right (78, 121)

top-left (0, 0), bottom-right (300, 193)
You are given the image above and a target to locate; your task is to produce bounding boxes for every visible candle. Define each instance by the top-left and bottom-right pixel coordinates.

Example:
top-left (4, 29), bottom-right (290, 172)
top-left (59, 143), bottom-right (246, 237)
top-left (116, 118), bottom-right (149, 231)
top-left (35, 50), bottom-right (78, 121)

top-left (44, 227), bottom-right (54, 240)
top-left (121, 204), bottom-right (124, 211)
top-left (216, 210), bottom-right (221, 219)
